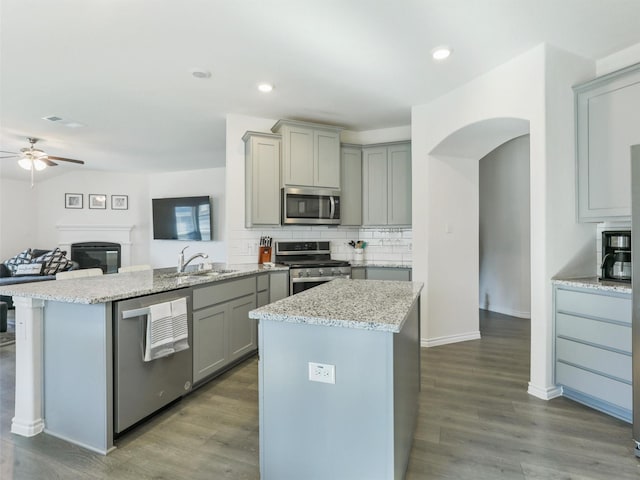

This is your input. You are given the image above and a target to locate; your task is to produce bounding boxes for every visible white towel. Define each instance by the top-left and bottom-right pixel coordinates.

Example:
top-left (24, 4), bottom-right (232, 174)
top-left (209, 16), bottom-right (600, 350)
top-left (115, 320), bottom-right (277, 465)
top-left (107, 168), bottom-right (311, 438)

top-left (144, 301), bottom-right (176, 361)
top-left (171, 298), bottom-right (189, 353)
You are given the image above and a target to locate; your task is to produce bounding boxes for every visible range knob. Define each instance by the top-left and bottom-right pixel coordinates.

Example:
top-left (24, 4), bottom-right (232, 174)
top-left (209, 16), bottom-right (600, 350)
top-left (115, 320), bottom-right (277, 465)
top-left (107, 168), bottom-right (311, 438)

top-left (318, 269), bottom-right (324, 276)
top-left (305, 269), bottom-right (311, 277)
top-left (298, 271), bottom-right (305, 278)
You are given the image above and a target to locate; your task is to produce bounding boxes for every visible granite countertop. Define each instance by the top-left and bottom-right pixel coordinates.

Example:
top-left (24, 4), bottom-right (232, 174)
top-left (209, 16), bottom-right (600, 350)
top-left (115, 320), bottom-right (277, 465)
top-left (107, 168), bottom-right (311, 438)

top-left (552, 276), bottom-right (631, 294)
top-left (249, 278), bottom-right (423, 333)
top-left (350, 262), bottom-right (412, 268)
top-left (0, 264), bottom-right (288, 304)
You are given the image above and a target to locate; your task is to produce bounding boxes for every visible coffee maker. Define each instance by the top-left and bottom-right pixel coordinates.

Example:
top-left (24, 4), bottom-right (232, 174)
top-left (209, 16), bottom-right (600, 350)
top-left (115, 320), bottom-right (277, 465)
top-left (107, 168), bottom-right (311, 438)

top-left (601, 230), bottom-right (632, 282)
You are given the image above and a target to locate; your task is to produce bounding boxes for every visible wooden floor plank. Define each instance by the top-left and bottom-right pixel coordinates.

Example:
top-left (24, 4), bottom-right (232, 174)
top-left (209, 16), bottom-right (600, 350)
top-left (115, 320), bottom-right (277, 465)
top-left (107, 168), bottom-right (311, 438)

top-left (2, 309), bottom-right (640, 479)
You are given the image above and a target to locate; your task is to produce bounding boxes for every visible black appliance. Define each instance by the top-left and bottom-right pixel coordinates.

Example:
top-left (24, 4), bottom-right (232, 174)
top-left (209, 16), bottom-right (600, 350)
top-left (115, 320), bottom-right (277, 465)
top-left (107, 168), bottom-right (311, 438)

top-left (152, 196), bottom-right (212, 241)
top-left (600, 230), bottom-right (631, 282)
top-left (281, 187), bottom-right (340, 225)
top-left (71, 242), bottom-right (121, 273)
top-left (275, 240), bottom-right (350, 295)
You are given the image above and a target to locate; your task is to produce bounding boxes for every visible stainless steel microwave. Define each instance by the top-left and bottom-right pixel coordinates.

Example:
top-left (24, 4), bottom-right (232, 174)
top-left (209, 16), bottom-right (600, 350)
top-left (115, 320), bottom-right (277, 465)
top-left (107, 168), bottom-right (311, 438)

top-left (281, 187), bottom-right (341, 225)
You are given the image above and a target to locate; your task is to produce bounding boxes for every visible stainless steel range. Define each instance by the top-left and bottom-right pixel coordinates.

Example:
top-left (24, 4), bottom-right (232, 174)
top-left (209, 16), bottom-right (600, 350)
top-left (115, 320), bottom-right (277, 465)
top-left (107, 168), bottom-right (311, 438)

top-left (275, 240), bottom-right (351, 295)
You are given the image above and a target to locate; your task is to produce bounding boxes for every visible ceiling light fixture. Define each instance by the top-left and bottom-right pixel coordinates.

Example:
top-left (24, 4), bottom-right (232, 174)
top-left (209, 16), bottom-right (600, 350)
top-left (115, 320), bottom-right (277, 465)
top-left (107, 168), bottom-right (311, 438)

top-left (431, 46), bottom-right (452, 61)
top-left (18, 157), bottom-right (47, 171)
top-left (190, 68), bottom-right (212, 79)
top-left (258, 83), bottom-right (274, 93)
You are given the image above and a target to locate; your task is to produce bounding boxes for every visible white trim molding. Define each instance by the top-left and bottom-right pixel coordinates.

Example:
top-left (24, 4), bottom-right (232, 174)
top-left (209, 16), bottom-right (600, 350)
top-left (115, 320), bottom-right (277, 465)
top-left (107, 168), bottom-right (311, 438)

top-left (527, 382), bottom-right (562, 400)
top-left (11, 297), bottom-right (46, 437)
top-left (421, 330), bottom-right (481, 348)
top-left (481, 305), bottom-right (531, 319)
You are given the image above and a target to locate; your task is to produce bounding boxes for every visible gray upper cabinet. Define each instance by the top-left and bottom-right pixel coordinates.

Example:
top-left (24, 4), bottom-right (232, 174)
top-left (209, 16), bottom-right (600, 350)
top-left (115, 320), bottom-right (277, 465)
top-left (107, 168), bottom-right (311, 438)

top-left (362, 142), bottom-right (411, 226)
top-left (575, 63), bottom-right (640, 222)
top-left (243, 131), bottom-right (281, 227)
top-left (272, 119), bottom-right (342, 189)
top-left (340, 145), bottom-right (362, 226)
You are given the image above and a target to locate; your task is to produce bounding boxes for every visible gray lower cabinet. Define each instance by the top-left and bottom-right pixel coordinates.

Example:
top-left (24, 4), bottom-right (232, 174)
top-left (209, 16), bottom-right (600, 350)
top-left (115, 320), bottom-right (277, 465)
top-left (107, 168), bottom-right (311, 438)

top-left (362, 142), bottom-right (411, 226)
top-left (269, 270), bottom-right (289, 302)
top-left (575, 63), bottom-right (640, 222)
top-left (340, 145), bottom-right (362, 226)
top-left (366, 267), bottom-right (412, 281)
top-left (554, 285), bottom-right (632, 422)
top-left (351, 266), bottom-right (412, 281)
top-left (351, 267), bottom-right (366, 280)
top-left (192, 276), bottom-right (258, 384)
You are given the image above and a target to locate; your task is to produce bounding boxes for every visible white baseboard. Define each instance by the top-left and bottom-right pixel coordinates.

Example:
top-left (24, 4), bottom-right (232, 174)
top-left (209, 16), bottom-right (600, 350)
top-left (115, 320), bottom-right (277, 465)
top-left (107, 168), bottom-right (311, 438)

top-left (422, 330), bottom-right (481, 348)
top-left (480, 305), bottom-right (530, 319)
top-left (527, 382), bottom-right (562, 400)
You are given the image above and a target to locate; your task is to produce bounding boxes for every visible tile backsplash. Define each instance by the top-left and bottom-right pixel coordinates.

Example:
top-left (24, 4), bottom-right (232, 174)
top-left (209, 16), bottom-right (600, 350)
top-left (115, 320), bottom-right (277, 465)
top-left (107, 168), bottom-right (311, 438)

top-left (596, 221), bottom-right (631, 276)
top-left (229, 226), bottom-right (412, 265)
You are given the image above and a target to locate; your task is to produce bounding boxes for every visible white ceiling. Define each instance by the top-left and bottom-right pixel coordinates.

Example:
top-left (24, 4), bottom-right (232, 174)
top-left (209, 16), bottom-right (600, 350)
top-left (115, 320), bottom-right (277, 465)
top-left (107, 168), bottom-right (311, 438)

top-left (1, 0), bottom-right (640, 182)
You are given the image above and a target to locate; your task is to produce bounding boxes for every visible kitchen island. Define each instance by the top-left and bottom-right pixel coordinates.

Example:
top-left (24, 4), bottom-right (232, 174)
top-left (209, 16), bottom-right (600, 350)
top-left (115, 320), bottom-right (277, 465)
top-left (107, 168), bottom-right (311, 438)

top-left (249, 278), bottom-right (423, 480)
top-left (0, 264), bottom-right (288, 454)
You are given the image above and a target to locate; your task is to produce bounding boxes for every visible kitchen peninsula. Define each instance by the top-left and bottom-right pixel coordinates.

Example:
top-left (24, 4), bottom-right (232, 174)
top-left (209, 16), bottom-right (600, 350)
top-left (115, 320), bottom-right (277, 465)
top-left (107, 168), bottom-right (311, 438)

top-left (250, 278), bottom-right (423, 480)
top-left (0, 264), bottom-right (288, 454)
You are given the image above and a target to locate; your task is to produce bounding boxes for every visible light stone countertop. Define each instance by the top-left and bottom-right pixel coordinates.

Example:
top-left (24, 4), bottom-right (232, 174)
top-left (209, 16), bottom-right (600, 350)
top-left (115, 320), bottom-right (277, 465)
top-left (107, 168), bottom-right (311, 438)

top-left (249, 278), bottom-right (423, 333)
top-left (552, 276), bottom-right (631, 294)
top-left (350, 262), bottom-right (412, 268)
top-left (0, 264), bottom-right (288, 304)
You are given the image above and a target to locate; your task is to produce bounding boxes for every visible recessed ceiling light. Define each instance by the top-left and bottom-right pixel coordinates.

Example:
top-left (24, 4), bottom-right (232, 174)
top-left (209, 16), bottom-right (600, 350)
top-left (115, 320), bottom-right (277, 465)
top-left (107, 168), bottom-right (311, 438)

top-left (190, 68), bottom-right (212, 79)
top-left (258, 83), bottom-right (274, 93)
top-left (431, 46), bottom-right (452, 61)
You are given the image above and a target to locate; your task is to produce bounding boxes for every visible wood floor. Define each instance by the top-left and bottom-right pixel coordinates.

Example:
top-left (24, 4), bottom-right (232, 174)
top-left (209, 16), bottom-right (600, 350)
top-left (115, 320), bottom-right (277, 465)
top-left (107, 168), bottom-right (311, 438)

top-left (1, 309), bottom-right (639, 479)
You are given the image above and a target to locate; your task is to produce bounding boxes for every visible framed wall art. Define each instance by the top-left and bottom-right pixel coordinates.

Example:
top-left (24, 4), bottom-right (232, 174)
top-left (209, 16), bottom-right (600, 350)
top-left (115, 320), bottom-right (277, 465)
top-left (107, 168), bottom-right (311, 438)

top-left (65, 193), bottom-right (83, 209)
top-left (89, 194), bottom-right (107, 209)
top-left (111, 195), bottom-right (128, 210)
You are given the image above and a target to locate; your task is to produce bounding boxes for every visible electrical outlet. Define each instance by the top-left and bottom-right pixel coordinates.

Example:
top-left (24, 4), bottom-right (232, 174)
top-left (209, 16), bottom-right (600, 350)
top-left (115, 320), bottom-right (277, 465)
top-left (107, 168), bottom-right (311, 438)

top-left (308, 362), bottom-right (335, 384)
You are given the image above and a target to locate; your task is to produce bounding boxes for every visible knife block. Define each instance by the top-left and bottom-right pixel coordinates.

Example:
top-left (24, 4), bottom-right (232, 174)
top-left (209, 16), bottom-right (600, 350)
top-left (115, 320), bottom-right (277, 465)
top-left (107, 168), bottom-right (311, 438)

top-left (258, 246), bottom-right (272, 264)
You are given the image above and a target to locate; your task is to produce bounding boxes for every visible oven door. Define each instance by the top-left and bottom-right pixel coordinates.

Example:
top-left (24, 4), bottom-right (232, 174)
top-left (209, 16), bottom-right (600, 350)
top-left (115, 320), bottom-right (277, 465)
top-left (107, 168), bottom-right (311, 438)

top-left (282, 187), bottom-right (340, 225)
top-left (290, 276), bottom-right (348, 295)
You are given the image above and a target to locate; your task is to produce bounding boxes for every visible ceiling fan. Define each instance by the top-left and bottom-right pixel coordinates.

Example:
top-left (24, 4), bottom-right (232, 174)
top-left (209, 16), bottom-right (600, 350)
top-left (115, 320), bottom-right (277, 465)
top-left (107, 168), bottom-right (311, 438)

top-left (0, 137), bottom-right (85, 187)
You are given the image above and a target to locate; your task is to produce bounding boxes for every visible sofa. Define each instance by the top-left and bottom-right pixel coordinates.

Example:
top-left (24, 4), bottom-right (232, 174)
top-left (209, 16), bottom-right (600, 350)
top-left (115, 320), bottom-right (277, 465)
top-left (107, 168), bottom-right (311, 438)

top-left (0, 248), bottom-right (78, 308)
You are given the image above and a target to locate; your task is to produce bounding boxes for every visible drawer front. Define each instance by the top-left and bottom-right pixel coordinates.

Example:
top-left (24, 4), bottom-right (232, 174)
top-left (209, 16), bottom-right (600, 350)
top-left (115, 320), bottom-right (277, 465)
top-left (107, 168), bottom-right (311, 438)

top-left (556, 338), bottom-right (631, 382)
top-left (194, 277), bottom-right (256, 310)
top-left (556, 312), bottom-right (631, 353)
top-left (257, 274), bottom-right (269, 292)
top-left (257, 290), bottom-right (269, 307)
top-left (556, 362), bottom-right (632, 410)
top-left (556, 288), bottom-right (631, 323)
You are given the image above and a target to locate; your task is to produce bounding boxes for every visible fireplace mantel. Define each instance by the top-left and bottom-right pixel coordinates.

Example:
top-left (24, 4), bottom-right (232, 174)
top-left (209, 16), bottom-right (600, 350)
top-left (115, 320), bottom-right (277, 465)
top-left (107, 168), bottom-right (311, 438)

top-left (56, 224), bottom-right (135, 267)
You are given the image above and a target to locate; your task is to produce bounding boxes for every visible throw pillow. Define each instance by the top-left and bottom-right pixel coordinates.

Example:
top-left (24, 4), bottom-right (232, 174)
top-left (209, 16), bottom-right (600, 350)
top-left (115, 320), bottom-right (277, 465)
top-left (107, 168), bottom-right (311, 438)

top-left (33, 248), bottom-right (72, 276)
top-left (14, 263), bottom-right (44, 276)
top-left (3, 249), bottom-right (33, 274)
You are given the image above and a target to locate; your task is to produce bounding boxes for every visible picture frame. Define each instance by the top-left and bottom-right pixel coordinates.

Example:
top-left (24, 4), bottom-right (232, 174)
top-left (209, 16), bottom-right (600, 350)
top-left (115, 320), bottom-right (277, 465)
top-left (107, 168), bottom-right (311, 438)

top-left (89, 194), bottom-right (107, 209)
top-left (65, 193), bottom-right (83, 209)
top-left (111, 194), bottom-right (128, 210)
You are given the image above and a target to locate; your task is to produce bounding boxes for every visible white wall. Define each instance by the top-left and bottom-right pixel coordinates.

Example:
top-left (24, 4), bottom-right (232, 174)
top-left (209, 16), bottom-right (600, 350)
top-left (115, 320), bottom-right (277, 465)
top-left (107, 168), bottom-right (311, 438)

top-left (0, 177), bottom-right (38, 259)
top-left (596, 41), bottom-right (640, 76)
top-left (225, 114), bottom-right (413, 265)
top-left (412, 44), bottom-right (595, 399)
top-left (479, 135), bottom-right (530, 319)
top-left (148, 167), bottom-right (226, 268)
top-left (29, 170), bottom-right (150, 265)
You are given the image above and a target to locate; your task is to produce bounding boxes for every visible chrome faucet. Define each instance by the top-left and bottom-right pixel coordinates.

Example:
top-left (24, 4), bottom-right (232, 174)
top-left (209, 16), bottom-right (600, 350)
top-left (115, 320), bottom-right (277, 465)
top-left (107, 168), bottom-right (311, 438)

top-left (177, 246), bottom-right (209, 273)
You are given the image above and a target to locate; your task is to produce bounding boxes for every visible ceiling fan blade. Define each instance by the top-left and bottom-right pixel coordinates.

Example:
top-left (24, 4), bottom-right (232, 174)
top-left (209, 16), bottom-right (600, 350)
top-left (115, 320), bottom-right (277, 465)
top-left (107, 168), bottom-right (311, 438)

top-left (0, 154), bottom-right (19, 159)
top-left (47, 156), bottom-right (85, 165)
top-left (42, 158), bottom-right (59, 167)
top-left (0, 150), bottom-right (18, 154)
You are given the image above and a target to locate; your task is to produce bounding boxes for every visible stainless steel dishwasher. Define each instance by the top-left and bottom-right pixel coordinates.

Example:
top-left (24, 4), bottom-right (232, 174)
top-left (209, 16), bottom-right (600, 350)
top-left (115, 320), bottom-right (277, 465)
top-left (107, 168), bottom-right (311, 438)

top-left (114, 288), bottom-right (193, 434)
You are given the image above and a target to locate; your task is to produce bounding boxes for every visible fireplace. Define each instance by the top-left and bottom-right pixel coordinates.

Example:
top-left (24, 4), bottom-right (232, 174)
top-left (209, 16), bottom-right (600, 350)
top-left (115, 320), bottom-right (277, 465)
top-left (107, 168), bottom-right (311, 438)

top-left (71, 242), bottom-right (121, 273)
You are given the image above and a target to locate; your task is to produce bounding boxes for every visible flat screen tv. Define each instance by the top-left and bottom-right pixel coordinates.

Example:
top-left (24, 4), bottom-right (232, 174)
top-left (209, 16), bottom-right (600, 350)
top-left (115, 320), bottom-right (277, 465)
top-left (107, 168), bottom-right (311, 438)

top-left (152, 196), bottom-right (212, 241)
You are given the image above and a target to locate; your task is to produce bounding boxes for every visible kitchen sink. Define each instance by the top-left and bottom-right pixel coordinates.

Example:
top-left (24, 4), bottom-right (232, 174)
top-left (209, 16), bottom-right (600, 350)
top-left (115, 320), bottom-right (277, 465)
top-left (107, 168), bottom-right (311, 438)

top-left (160, 268), bottom-right (238, 279)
